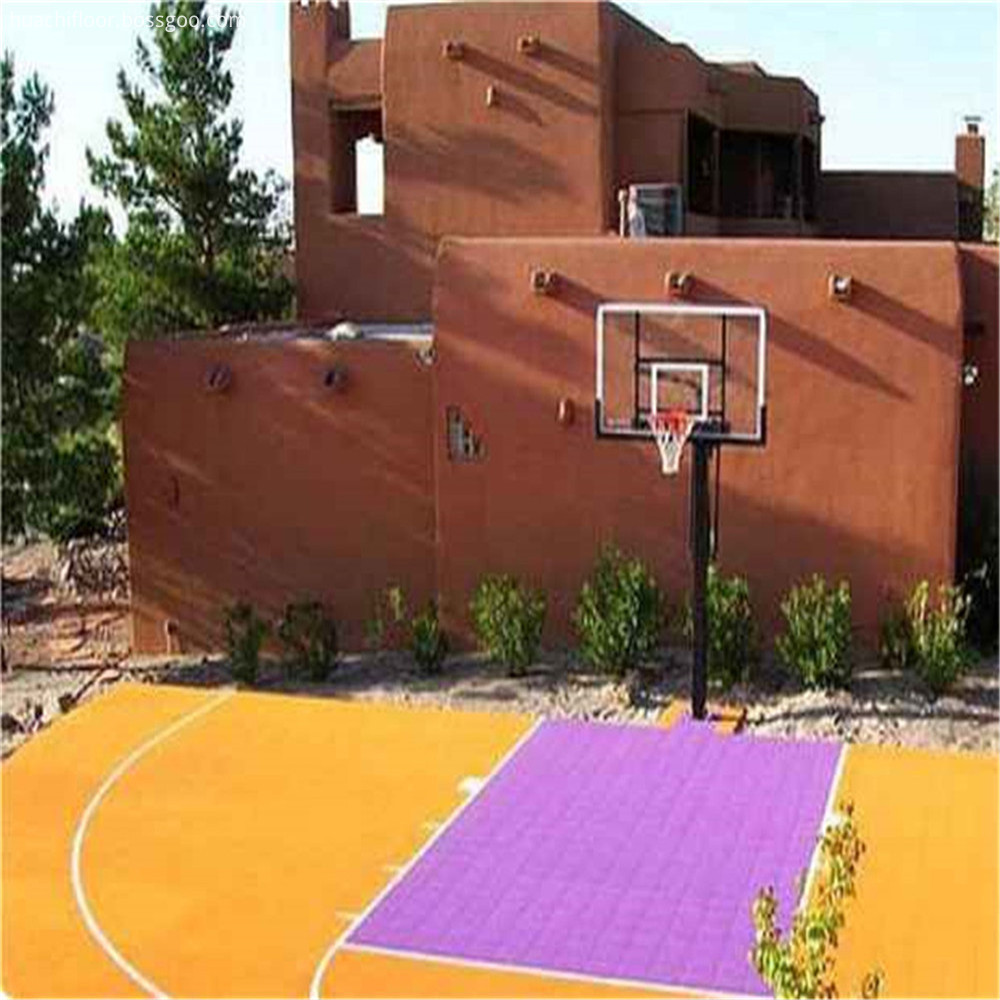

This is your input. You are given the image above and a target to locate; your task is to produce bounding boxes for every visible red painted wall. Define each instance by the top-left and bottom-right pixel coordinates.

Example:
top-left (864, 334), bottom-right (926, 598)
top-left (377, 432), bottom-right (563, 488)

top-left (432, 238), bottom-right (964, 646)
top-left (124, 337), bottom-right (435, 654)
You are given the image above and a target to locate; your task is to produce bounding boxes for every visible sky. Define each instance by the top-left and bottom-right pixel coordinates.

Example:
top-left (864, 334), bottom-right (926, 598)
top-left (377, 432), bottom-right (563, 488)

top-left (3, 0), bottom-right (998, 224)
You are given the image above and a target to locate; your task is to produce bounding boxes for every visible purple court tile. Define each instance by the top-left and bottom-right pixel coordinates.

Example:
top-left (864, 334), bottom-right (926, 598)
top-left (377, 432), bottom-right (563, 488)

top-left (350, 717), bottom-right (841, 995)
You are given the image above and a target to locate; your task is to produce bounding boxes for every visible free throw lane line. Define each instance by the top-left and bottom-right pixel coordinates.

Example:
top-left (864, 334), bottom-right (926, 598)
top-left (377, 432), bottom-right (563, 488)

top-left (798, 742), bottom-right (848, 913)
top-left (308, 717), bottom-right (544, 999)
top-left (70, 688), bottom-right (236, 999)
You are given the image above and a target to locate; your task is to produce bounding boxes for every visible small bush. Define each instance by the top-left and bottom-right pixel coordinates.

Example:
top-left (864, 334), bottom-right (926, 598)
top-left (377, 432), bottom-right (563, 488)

top-left (776, 576), bottom-right (853, 689)
top-left (277, 600), bottom-right (338, 681)
top-left (750, 802), bottom-right (884, 999)
top-left (684, 564), bottom-right (759, 688)
top-left (366, 585), bottom-right (409, 652)
top-left (906, 581), bottom-right (972, 696)
top-left (470, 575), bottom-right (546, 676)
top-left (223, 601), bottom-right (269, 685)
top-left (878, 600), bottom-right (915, 671)
top-left (410, 602), bottom-right (449, 674)
top-left (574, 545), bottom-right (663, 676)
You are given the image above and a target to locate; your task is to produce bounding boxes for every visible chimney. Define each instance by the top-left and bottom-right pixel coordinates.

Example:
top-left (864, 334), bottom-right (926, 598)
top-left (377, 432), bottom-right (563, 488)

top-left (956, 116), bottom-right (985, 241)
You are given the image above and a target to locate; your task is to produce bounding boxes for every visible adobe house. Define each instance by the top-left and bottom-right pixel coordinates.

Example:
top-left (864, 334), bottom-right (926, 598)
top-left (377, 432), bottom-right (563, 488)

top-left (123, 0), bottom-right (997, 655)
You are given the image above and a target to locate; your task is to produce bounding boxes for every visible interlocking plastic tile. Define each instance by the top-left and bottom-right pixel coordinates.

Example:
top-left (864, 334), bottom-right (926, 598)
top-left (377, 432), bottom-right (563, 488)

top-left (350, 718), bottom-right (841, 995)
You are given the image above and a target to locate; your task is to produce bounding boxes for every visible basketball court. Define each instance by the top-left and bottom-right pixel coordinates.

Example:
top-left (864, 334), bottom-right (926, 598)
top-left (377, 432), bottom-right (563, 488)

top-left (2, 683), bottom-right (996, 998)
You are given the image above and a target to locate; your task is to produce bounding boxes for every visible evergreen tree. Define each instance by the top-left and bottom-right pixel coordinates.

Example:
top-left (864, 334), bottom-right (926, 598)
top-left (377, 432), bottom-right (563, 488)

top-left (1, 54), bottom-right (119, 541)
top-left (87, 0), bottom-right (292, 350)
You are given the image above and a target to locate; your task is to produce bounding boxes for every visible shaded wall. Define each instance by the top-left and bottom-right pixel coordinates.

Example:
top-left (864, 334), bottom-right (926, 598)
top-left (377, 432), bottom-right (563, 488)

top-left (124, 338), bottom-right (435, 654)
top-left (432, 238), bottom-right (963, 646)
top-left (958, 245), bottom-right (999, 567)
top-left (820, 172), bottom-right (958, 239)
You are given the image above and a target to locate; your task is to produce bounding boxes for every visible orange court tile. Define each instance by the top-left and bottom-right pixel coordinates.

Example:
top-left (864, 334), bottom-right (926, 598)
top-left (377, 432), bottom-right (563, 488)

top-left (321, 946), bottom-right (690, 998)
top-left (76, 687), bottom-right (531, 998)
top-left (2, 683), bottom-right (222, 998)
top-left (832, 742), bottom-right (999, 999)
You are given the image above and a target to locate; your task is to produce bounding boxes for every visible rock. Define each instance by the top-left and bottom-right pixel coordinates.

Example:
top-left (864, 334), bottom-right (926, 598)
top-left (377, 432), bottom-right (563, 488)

top-left (1, 712), bottom-right (24, 734)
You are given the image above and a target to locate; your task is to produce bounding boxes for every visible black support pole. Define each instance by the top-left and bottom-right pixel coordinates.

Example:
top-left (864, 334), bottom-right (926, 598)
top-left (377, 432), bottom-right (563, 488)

top-left (691, 438), bottom-right (711, 720)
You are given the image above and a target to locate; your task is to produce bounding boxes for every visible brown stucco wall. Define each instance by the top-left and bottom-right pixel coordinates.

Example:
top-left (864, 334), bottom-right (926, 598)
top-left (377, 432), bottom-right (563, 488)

top-left (432, 238), bottom-right (963, 646)
top-left (124, 337), bottom-right (435, 655)
top-left (291, 1), bottom-right (610, 323)
top-left (290, 0), bottom-right (823, 322)
top-left (958, 244), bottom-right (999, 537)
top-left (820, 171), bottom-right (959, 239)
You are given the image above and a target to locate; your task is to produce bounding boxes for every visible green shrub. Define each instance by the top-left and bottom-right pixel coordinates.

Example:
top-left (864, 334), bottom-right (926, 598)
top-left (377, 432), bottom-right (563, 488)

top-left (223, 601), bottom-right (269, 685)
top-left (277, 600), bottom-right (338, 682)
top-left (470, 575), bottom-right (546, 676)
top-left (878, 600), bottom-right (915, 671)
top-left (574, 545), bottom-right (663, 676)
top-left (776, 576), bottom-right (853, 689)
top-left (366, 585), bottom-right (409, 652)
top-left (750, 802), bottom-right (884, 999)
top-left (906, 581), bottom-right (972, 696)
top-left (684, 564), bottom-right (759, 688)
top-left (410, 602), bottom-right (449, 674)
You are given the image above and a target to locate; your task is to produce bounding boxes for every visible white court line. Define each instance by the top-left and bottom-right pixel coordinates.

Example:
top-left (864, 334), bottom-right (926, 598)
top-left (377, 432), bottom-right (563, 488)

top-left (70, 688), bottom-right (235, 999)
top-left (798, 743), bottom-right (848, 913)
top-left (307, 718), bottom-right (544, 999)
top-left (342, 941), bottom-right (761, 1000)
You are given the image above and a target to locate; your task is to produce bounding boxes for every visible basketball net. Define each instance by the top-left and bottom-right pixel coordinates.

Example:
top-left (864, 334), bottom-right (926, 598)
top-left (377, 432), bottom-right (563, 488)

top-left (647, 410), bottom-right (695, 476)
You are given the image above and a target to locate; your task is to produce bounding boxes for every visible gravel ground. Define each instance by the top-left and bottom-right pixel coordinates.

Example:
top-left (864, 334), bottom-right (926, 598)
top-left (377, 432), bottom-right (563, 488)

top-left (3, 650), bottom-right (997, 758)
top-left (132, 646), bottom-right (1000, 754)
top-left (3, 542), bottom-right (996, 758)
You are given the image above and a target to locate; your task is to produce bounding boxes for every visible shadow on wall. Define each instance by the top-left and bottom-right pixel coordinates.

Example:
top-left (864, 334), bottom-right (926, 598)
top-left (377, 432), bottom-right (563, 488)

top-left (430, 243), bottom-right (960, 648)
top-left (388, 124), bottom-right (569, 207)
top-left (460, 46), bottom-right (598, 115)
top-left (126, 341), bottom-right (437, 655)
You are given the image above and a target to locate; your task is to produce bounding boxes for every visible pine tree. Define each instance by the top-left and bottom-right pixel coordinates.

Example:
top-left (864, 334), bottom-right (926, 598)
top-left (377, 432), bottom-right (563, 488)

top-left (87, 1), bottom-right (292, 349)
top-left (1, 54), bottom-right (119, 541)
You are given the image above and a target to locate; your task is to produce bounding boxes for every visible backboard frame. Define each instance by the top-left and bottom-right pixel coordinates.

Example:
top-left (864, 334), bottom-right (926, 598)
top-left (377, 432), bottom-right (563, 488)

top-left (594, 302), bottom-right (768, 447)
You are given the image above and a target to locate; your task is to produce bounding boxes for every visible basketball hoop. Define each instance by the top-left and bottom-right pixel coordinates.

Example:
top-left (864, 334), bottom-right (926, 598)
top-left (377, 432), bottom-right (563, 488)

top-left (647, 409), bottom-right (696, 476)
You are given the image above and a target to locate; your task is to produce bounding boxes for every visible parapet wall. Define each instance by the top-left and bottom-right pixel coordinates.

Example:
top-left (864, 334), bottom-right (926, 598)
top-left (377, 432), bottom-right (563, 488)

top-left (125, 239), bottom-right (990, 657)
top-left (124, 336), bottom-right (435, 654)
top-left (433, 238), bottom-right (964, 644)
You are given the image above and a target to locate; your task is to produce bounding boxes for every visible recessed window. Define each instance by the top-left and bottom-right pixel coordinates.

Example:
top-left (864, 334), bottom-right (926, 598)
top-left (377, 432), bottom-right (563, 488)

top-left (330, 108), bottom-right (383, 215)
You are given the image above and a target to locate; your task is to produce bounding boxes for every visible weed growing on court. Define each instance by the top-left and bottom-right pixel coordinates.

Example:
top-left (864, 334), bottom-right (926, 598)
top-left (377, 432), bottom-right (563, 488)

top-left (905, 581), bottom-right (972, 696)
top-left (776, 576), bottom-right (853, 690)
top-left (410, 601), bottom-right (449, 674)
top-left (574, 545), bottom-right (663, 676)
top-left (223, 601), bottom-right (269, 684)
top-left (750, 802), bottom-right (884, 999)
top-left (684, 564), bottom-right (759, 688)
top-left (470, 574), bottom-right (546, 676)
top-left (277, 600), bottom-right (338, 681)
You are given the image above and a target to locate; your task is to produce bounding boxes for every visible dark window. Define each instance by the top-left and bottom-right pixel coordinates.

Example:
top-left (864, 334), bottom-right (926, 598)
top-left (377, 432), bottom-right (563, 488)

top-left (720, 132), bottom-right (757, 218)
top-left (329, 108), bottom-right (383, 214)
top-left (686, 114), bottom-right (717, 216)
top-left (801, 138), bottom-right (818, 221)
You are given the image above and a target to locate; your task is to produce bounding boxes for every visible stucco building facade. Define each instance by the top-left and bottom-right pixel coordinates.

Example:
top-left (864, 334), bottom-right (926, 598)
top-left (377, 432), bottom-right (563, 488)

top-left (123, 1), bottom-right (997, 654)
